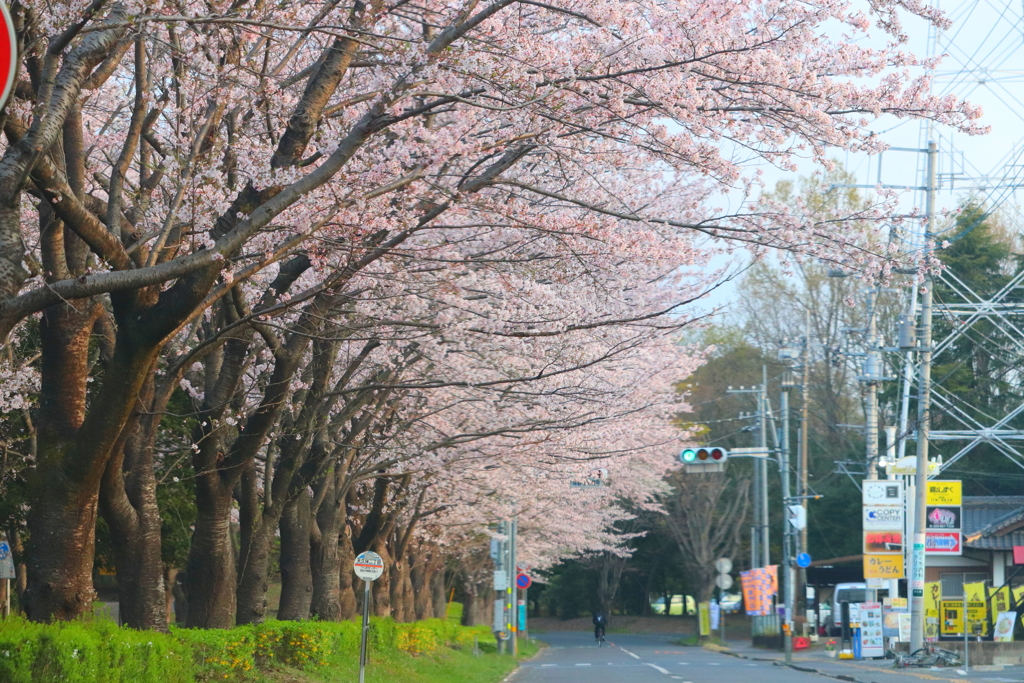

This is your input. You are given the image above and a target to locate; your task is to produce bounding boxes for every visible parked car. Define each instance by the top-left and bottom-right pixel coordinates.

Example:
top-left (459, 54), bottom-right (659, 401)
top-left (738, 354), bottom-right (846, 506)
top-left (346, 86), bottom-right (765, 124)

top-left (720, 593), bottom-right (743, 613)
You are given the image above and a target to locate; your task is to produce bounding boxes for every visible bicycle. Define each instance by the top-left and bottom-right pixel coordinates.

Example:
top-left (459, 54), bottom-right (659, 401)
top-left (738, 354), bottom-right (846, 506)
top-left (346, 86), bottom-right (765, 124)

top-left (892, 645), bottom-right (962, 668)
top-left (595, 627), bottom-right (606, 647)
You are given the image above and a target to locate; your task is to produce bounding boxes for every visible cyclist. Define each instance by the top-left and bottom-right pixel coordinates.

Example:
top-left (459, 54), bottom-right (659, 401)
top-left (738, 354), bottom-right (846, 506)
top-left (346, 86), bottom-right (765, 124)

top-left (593, 611), bottom-right (607, 643)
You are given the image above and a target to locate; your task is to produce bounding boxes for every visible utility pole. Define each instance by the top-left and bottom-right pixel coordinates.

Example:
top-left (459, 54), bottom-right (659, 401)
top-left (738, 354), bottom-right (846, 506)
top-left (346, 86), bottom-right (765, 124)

top-left (910, 140), bottom-right (937, 652)
top-left (780, 387), bottom-right (795, 664)
top-left (864, 289), bottom-right (881, 606)
top-left (508, 519), bottom-right (518, 656)
top-left (730, 382), bottom-right (770, 568)
top-left (865, 288), bottom-right (880, 482)
top-left (798, 312), bottom-right (811, 609)
top-left (760, 367), bottom-right (770, 567)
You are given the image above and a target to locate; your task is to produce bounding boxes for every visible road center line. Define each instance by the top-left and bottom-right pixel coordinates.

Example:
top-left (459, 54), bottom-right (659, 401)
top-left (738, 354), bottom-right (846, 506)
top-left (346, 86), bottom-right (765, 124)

top-left (646, 663), bottom-right (671, 674)
top-left (620, 647), bottom-right (642, 659)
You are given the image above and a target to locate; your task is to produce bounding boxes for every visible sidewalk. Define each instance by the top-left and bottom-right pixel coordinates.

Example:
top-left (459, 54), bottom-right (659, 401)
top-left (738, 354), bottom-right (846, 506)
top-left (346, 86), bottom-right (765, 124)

top-left (716, 641), bottom-right (1024, 683)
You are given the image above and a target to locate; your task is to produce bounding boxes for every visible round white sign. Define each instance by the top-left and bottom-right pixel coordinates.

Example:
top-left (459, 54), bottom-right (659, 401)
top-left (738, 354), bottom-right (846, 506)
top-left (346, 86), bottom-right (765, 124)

top-left (715, 573), bottom-right (734, 590)
top-left (354, 551), bottom-right (385, 581)
top-left (714, 557), bottom-right (733, 574)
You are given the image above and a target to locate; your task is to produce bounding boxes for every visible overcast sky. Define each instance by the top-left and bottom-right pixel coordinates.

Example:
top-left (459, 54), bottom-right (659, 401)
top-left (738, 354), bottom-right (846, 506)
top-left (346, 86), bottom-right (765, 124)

top-left (701, 0), bottom-right (1024, 312)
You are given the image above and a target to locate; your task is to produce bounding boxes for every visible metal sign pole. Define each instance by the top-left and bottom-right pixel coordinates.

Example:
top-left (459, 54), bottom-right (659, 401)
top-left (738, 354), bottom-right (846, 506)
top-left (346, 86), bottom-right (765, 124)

top-left (963, 588), bottom-right (969, 671)
top-left (359, 579), bottom-right (370, 683)
top-left (353, 550), bottom-right (384, 683)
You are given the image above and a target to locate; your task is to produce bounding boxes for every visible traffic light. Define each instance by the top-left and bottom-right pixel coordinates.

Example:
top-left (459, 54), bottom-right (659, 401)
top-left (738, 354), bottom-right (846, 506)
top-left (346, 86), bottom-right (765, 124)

top-left (680, 446), bottom-right (727, 472)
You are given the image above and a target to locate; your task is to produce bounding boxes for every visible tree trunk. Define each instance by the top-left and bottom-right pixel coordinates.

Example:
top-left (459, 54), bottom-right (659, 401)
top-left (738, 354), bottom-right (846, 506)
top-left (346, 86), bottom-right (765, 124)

top-left (102, 480), bottom-right (167, 630)
top-left (185, 435), bottom-right (237, 628)
top-left (165, 566), bottom-right (179, 625)
top-left (390, 555), bottom-right (410, 622)
top-left (431, 566), bottom-right (447, 619)
top-left (6, 528), bottom-right (27, 613)
top-left (401, 564), bottom-right (415, 622)
top-left (235, 462), bottom-right (275, 626)
top-left (411, 551), bottom-right (434, 621)
top-left (310, 480), bottom-right (343, 621)
top-left (100, 376), bottom-right (169, 631)
top-left (27, 323), bottom-right (154, 622)
top-left (278, 490), bottom-right (313, 621)
top-left (460, 583), bottom-right (479, 627)
top-left (338, 525), bottom-right (358, 619)
top-left (24, 495), bottom-right (98, 622)
top-left (370, 542), bottom-right (391, 617)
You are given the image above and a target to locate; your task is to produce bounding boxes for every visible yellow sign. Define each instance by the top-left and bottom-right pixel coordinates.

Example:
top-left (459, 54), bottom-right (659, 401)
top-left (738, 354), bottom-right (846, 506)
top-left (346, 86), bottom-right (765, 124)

top-left (991, 586), bottom-right (1012, 623)
top-left (698, 602), bottom-right (711, 636)
top-left (925, 582), bottom-right (941, 640)
top-left (940, 600), bottom-right (963, 636)
top-left (927, 480), bottom-right (962, 506)
top-left (864, 554), bottom-right (904, 578)
top-left (964, 582), bottom-right (989, 636)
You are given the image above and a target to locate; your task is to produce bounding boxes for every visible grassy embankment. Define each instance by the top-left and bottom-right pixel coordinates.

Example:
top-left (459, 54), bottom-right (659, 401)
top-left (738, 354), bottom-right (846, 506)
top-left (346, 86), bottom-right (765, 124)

top-left (0, 602), bottom-right (539, 683)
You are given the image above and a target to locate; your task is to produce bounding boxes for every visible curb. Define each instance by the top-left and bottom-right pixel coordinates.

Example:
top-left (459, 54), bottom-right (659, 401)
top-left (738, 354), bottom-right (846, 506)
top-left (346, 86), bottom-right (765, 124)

top-left (502, 639), bottom-right (547, 682)
top-left (711, 646), bottom-right (874, 683)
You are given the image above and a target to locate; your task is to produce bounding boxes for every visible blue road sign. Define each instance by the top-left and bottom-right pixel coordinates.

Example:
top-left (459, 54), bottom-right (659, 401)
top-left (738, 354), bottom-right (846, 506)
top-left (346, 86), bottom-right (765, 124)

top-left (796, 552), bottom-right (812, 568)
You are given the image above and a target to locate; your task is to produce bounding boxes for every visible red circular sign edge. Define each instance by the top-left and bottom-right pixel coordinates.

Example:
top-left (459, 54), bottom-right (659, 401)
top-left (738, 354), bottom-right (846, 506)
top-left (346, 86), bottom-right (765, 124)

top-left (0, 3), bottom-right (15, 112)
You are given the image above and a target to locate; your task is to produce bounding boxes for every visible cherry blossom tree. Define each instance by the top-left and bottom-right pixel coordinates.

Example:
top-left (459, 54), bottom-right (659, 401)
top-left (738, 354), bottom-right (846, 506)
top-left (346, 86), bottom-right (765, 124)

top-left (0, 0), bottom-right (984, 626)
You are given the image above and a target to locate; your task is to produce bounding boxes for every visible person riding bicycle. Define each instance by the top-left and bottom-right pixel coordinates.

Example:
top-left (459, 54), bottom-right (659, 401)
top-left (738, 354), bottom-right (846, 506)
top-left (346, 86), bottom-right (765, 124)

top-left (593, 611), bottom-right (607, 641)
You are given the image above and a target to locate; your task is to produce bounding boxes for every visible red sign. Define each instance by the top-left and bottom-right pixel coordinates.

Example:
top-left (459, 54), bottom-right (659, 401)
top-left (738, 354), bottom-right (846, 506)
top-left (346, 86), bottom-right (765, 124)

top-left (864, 531), bottom-right (903, 553)
top-left (0, 4), bottom-right (14, 110)
top-left (925, 531), bottom-right (961, 554)
top-left (515, 573), bottom-right (532, 589)
top-left (1014, 546), bottom-right (1024, 565)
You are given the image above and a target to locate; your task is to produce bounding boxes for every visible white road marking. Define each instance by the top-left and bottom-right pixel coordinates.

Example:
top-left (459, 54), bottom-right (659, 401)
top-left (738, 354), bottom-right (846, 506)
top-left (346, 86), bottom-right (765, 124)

top-left (678, 662), bottom-right (690, 665)
top-left (541, 664), bottom-right (555, 667)
top-left (708, 662), bottom-right (721, 665)
top-left (646, 663), bottom-right (671, 674)
top-left (620, 647), bottom-right (642, 660)
top-left (575, 663), bottom-right (591, 666)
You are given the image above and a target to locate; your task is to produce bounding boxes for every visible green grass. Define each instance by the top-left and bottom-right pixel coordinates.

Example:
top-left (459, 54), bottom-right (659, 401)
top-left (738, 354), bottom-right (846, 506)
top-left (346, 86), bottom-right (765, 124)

top-left (259, 638), bottom-right (540, 683)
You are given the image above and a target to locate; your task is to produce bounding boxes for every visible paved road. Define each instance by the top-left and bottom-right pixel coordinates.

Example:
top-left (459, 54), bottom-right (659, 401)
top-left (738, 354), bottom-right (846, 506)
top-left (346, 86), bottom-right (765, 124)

top-left (514, 633), bottom-right (1024, 683)
top-left (512, 633), bottom-right (827, 683)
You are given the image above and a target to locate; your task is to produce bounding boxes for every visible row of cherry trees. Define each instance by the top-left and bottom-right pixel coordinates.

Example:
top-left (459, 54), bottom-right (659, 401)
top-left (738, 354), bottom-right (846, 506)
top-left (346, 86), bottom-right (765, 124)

top-left (0, 0), bottom-right (981, 629)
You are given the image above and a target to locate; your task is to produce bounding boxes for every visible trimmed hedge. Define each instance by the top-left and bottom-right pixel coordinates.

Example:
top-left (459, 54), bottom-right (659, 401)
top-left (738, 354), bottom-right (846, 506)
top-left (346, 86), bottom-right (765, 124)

top-left (0, 617), bottom-right (193, 683)
top-left (0, 615), bottom-right (497, 682)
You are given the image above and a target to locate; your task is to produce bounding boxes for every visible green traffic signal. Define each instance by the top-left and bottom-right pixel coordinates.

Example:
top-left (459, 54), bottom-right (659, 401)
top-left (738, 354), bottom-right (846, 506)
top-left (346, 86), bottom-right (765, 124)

top-left (681, 448), bottom-right (697, 462)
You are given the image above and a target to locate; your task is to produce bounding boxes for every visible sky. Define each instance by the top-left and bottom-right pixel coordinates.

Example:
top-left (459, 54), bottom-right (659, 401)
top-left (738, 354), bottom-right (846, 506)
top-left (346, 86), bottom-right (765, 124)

top-left (701, 0), bottom-right (1024, 312)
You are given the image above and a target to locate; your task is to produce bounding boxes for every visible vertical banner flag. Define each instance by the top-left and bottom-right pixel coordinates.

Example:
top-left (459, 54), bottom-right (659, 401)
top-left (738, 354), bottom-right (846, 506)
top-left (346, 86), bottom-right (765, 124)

top-left (698, 602), bottom-right (711, 636)
top-left (740, 568), bottom-right (777, 616)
